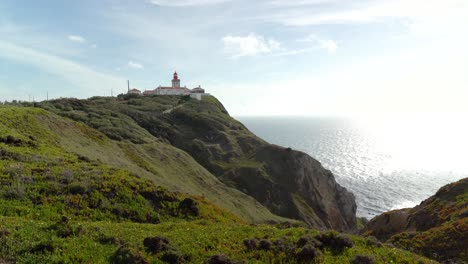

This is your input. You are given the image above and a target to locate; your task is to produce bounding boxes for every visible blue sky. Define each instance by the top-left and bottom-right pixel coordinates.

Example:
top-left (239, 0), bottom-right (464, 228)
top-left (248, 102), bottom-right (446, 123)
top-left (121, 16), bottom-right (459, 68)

top-left (0, 0), bottom-right (467, 116)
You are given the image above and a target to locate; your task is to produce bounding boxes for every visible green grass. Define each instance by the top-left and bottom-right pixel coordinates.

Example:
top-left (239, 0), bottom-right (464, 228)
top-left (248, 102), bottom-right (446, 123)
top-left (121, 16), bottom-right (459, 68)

top-left (0, 104), bottom-right (442, 263)
top-left (3, 105), bottom-right (285, 224)
top-left (0, 217), bottom-right (436, 264)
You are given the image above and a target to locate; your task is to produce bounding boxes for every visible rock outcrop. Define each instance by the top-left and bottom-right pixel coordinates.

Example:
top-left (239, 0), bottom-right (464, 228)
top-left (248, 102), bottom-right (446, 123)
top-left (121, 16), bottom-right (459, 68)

top-left (224, 144), bottom-right (357, 231)
top-left (362, 178), bottom-right (468, 263)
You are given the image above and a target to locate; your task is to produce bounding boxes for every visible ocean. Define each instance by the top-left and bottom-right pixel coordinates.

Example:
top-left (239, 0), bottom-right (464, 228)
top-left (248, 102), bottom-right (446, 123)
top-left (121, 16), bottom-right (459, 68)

top-left (237, 115), bottom-right (468, 219)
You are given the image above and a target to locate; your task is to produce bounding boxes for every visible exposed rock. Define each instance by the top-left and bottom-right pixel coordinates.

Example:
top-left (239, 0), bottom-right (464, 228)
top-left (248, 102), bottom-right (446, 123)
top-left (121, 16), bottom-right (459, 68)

top-left (361, 209), bottom-right (410, 241)
top-left (361, 178), bottom-right (468, 263)
top-left (232, 144), bottom-right (357, 231)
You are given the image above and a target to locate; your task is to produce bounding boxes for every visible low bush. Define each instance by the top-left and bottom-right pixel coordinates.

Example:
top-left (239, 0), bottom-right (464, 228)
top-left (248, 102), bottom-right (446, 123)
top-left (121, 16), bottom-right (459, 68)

top-left (143, 236), bottom-right (171, 254)
top-left (296, 245), bottom-right (323, 262)
top-left (161, 250), bottom-right (186, 264)
top-left (258, 239), bottom-right (272, 250)
top-left (243, 238), bottom-right (259, 250)
top-left (208, 254), bottom-right (235, 264)
top-left (351, 255), bottom-right (376, 264)
top-left (296, 235), bottom-right (322, 248)
top-left (110, 246), bottom-right (148, 264)
top-left (315, 231), bottom-right (354, 253)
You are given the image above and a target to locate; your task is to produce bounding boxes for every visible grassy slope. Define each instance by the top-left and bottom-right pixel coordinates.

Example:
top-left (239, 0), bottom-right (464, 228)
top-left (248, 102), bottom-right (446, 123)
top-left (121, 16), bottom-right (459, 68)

top-left (0, 106), bottom-right (438, 263)
top-left (38, 95), bottom-right (357, 231)
top-left (30, 103), bottom-right (285, 224)
top-left (0, 217), bottom-right (437, 264)
top-left (0, 107), bottom-right (238, 223)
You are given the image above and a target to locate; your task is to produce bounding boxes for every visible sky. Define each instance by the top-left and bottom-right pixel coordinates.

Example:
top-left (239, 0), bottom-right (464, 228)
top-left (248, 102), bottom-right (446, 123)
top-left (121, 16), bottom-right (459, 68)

top-left (0, 0), bottom-right (467, 116)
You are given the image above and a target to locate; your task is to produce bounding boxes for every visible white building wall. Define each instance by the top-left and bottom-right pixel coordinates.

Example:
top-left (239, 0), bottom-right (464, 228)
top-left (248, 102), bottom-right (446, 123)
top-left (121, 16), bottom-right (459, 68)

top-left (156, 88), bottom-right (190, 95)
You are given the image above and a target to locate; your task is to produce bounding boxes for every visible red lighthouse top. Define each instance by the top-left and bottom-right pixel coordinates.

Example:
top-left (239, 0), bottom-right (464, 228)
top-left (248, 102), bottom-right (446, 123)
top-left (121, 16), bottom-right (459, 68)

top-left (173, 71), bottom-right (179, 80)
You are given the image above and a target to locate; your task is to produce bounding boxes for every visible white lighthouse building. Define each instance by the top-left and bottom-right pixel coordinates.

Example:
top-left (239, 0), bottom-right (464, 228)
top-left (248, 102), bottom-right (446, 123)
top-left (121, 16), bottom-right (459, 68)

top-left (135, 71), bottom-right (209, 100)
top-left (172, 71), bottom-right (181, 88)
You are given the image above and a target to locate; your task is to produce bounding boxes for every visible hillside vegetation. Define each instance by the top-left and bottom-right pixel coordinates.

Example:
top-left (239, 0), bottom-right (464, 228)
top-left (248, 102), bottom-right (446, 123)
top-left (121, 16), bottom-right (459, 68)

top-left (362, 178), bottom-right (468, 263)
top-left (38, 95), bottom-right (356, 232)
top-left (25, 102), bottom-right (284, 224)
top-left (0, 104), bottom-right (437, 263)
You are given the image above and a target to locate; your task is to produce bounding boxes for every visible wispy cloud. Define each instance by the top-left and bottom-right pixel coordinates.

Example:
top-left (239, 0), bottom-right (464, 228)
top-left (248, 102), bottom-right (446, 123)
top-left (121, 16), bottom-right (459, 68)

top-left (271, 0), bottom-right (468, 31)
top-left (149, 0), bottom-right (231, 7)
top-left (268, 0), bottom-right (341, 6)
top-left (222, 33), bottom-right (281, 58)
top-left (298, 34), bottom-right (337, 53)
top-left (0, 40), bottom-right (124, 96)
top-left (128, 61), bottom-right (144, 69)
top-left (68, 35), bottom-right (86, 43)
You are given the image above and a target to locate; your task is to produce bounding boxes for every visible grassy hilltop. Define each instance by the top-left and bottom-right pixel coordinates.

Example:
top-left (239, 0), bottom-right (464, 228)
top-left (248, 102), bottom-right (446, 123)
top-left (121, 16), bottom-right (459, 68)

top-left (0, 97), bottom-right (441, 263)
top-left (37, 95), bottom-right (357, 231)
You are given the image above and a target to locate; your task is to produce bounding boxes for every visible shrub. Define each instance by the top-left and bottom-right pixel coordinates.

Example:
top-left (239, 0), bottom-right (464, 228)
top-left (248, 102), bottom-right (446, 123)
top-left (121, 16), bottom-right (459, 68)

top-left (351, 255), bottom-right (376, 264)
top-left (143, 236), bottom-right (170, 254)
top-left (208, 254), bottom-right (235, 264)
top-left (50, 218), bottom-right (75, 238)
top-left (258, 239), bottom-right (272, 251)
top-left (315, 231), bottom-right (354, 253)
top-left (110, 246), bottom-right (148, 264)
top-left (98, 235), bottom-right (121, 245)
top-left (296, 235), bottom-right (322, 248)
top-left (68, 182), bottom-right (87, 195)
top-left (243, 238), bottom-right (259, 250)
top-left (30, 240), bottom-right (55, 254)
top-left (178, 198), bottom-right (200, 217)
top-left (296, 245), bottom-right (323, 262)
top-left (161, 250), bottom-right (186, 264)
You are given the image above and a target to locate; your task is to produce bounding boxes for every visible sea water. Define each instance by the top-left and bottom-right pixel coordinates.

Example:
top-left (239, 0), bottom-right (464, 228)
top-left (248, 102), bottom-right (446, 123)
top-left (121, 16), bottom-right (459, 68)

top-left (237, 115), bottom-right (468, 219)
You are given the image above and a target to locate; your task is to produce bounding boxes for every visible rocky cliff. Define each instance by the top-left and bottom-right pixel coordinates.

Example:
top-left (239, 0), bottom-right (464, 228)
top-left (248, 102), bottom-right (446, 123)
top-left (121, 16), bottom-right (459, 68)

top-left (39, 95), bottom-right (357, 231)
top-left (362, 178), bottom-right (468, 263)
top-left (225, 144), bottom-right (357, 231)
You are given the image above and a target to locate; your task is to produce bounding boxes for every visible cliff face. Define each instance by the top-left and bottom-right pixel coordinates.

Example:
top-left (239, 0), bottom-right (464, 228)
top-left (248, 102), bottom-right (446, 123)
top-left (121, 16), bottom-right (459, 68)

top-left (40, 95), bottom-right (357, 231)
top-left (362, 178), bottom-right (468, 263)
top-left (226, 144), bottom-right (357, 231)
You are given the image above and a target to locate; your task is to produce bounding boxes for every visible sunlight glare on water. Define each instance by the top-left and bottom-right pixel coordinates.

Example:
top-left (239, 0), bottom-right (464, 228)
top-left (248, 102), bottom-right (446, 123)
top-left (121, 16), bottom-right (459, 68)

top-left (238, 114), bottom-right (468, 219)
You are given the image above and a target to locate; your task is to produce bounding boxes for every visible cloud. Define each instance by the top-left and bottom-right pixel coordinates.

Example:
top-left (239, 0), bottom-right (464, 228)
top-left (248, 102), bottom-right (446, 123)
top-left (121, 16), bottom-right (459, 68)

top-left (128, 61), bottom-right (144, 69)
top-left (272, 0), bottom-right (468, 31)
top-left (149, 0), bottom-right (230, 6)
top-left (298, 35), bottom-right (337, 53)
top-left (222, 33), bottom-right (281, 58)
top-left (268, 0), bottom-right (340, 6)
top-left (0, 40), bottom-right (124, 96)
top-left (68, 35), bottom-right (86, 43)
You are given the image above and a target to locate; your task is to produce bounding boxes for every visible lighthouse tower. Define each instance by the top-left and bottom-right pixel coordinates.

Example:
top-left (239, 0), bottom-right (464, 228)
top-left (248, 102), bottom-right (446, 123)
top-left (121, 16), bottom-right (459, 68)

top-left (172, 71), bottom-right (180, 88)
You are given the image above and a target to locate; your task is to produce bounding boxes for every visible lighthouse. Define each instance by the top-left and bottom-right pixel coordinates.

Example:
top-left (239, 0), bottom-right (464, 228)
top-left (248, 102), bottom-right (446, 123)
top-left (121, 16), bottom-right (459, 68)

top-left (172, 71), bottom-right (181, 88)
